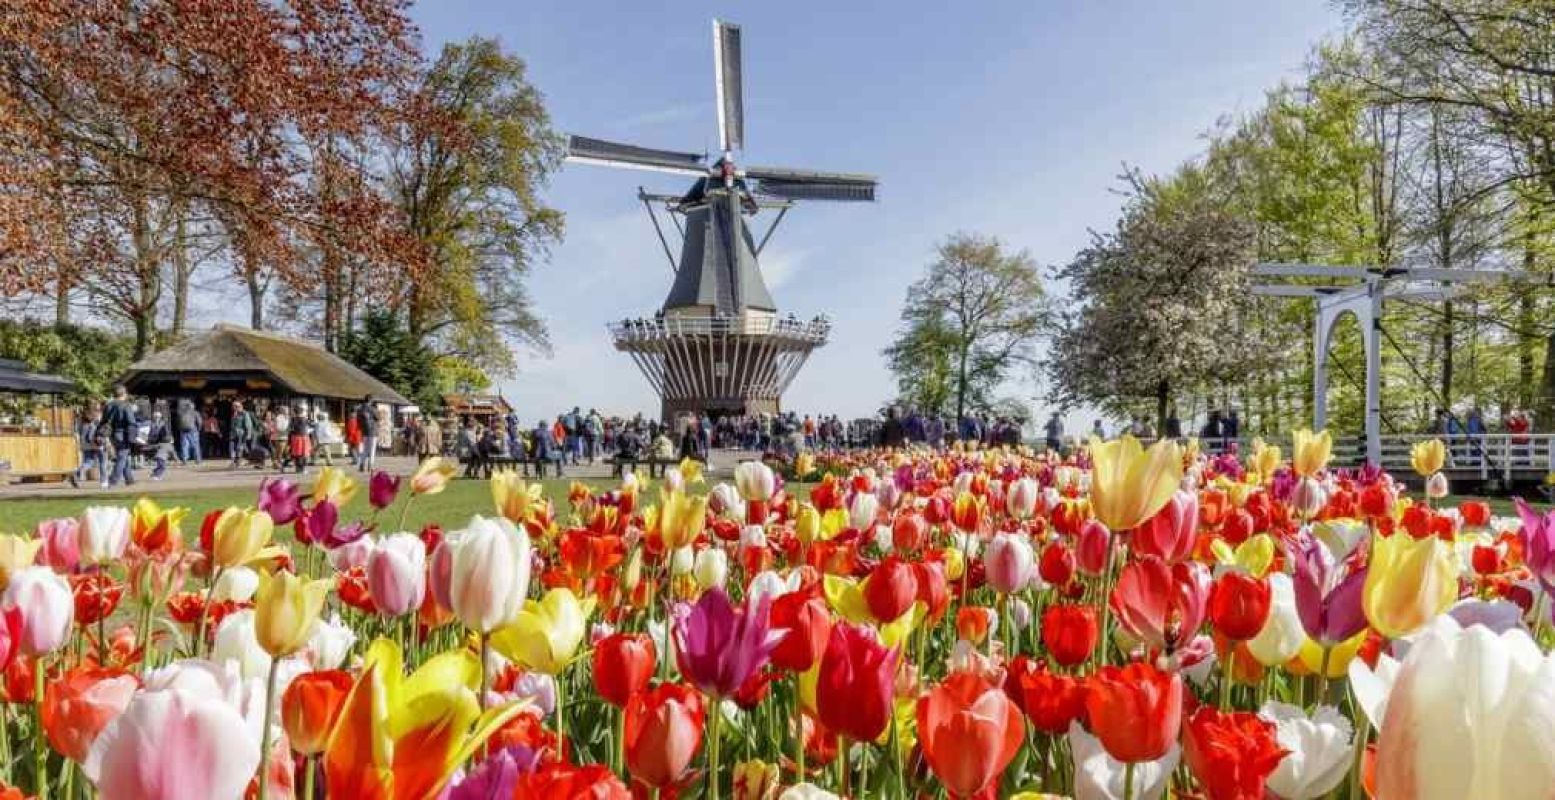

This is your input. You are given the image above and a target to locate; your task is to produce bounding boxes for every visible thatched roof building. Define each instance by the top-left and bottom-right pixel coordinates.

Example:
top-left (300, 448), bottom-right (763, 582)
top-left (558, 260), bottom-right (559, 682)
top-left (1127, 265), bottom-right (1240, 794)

top-left (122, 324), bottom-right (408, 404)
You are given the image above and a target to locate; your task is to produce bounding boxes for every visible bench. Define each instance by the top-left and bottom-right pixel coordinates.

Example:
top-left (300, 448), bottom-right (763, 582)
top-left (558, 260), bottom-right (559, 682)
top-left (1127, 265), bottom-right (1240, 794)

top-left (610, 454), bottom-right (676, 478)
top-left (465, 453), bottom-right (565, 478)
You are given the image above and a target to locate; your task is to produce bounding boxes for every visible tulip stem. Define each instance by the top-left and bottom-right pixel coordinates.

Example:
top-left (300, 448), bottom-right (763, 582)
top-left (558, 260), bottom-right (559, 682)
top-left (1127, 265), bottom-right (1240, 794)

top-left (192, 567), bottom-right (224, 658)
top-left (477, 632), bottom-right (490, 711)
top-left (1220, 647), bottom-right (1236, 709)
top-left (0, 702), bottom-right (10, 785)
top-left (396, 494), bottom-right (416, 532)
top-left (793, 679), bottom-right (806, 782)
top-left (1122, 761), bottom-right (1136, 800)
top-left (555, 669), bottom-right (568, 752)
top-left (33, 659), bottom-right (46, 800)
top-left (303, 755), bottom-right (316, 800)
top-left (1315, 645), bottom-right (1333, 709)
top-left (837, 736), bottom-right (849, 797)
top-left (1347, 714), bottom-right (1370, 800)
top-left (256, 656), bottom-right (281, 800)
top-left (707, 696), bottom-right (722, 800)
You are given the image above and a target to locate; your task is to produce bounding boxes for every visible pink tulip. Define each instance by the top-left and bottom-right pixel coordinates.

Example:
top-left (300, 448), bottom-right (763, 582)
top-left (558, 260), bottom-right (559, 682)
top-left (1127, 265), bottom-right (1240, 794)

top-left (369, 470), bottom-right (401, 510)
top-left (1133, 491), bottom-right (1198, 563)
top-left (1110, 556), bottom-right (1210, 654)
top-left (37, 518), bottom-right (81, 572)
top-left (84, 683), bottom-right (260, 800)
top-left (3, 565), bottom-right (74, 655)
top-left (1077, 519), bottom-right (1112, 577)
top-left (985, 533), bottom-right (1036, 594)
top-left (367, 533), bottom-right (427, 617)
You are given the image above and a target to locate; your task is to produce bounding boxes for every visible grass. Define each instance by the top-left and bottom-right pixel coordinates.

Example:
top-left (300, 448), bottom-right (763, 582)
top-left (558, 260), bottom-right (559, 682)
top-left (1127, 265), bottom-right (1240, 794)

top-left (0, 475), bottom-right (618, 534)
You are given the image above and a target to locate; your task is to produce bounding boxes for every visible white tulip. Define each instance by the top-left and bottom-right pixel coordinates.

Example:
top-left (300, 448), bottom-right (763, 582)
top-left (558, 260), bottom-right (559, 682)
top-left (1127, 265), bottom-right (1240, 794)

top-left (746, 570), bottom-right (788, 605)
top-left (693, 548), bottom-right (728, 590)
top-left (210, 609), bottom-right (271, 680)
top-left (1248, 573), bottom-right (1305, 666)
top-left (444, 515), bottom-right (531, 633)
top-left (1069, 722), bottom-right (1177, 800)
top-left (733, 461), bottom-right (776, 503)
top-left (1260, 702), bottom-right (1353, 799)
top-left (211, 566), bottom-right (260, 603)
top-left (79, 506), bottom-right (131, 564)
top-left (304, 613), bottom-right (357, 670)
top-left (848, 492), bottom-right (879, 532)
top-left (778, 784), bottom-right (840, 800)
top-left (670, 546), bottom-right (695, 576)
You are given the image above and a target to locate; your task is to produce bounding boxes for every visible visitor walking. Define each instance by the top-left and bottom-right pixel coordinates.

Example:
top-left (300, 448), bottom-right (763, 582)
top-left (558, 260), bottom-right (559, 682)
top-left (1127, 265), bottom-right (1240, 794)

top-left (143, 410), bottom-right (174, 481)
top-left (354, 395), bottom-right (379, 472)
top-left (102, 384), bottom-right (138, 487)
top-left (229, 400), bottom-right (258, 468)
top-left (176, 397), bottom-right (203, 465)
top-left (1044, 412), bottom-right (1064, 453)
top-left (70, 403), bottom-right (105, 488)
top-left (286, 403), bottom-right (312, 473)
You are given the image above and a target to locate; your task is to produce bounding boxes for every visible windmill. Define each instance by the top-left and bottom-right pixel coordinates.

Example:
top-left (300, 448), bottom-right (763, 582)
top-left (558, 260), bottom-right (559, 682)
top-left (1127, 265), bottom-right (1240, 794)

top-left (567, 19), bottom-right (877, 423)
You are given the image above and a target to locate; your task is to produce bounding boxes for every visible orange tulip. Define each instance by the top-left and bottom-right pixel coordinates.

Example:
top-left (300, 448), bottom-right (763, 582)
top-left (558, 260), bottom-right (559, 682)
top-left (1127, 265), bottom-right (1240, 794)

top-left (282, 669), bottom-right (354, 757)
top-left (41, 665), bottom-right (139, 762)
top-left (917, 672), bottom-right (1024, 799)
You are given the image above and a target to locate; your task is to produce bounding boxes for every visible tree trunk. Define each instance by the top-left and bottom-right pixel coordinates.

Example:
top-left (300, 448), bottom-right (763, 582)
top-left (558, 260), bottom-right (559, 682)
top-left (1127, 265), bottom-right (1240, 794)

top-left (954, 341), bottom-right (970, 422)
top-left (1440, 300), bottom-right (1454, 412)
top-left (1519, 217), bottom-right (1539, 411)
top-left (171, 212), bottom-right (190, 338)
top-left (54, 276), bottom-right (70, 326)
top-left (1156, 379), bottom-right (1169, 437)
top-left (246, 263), bottom-right (265, 330)
top-left (130, 191), bottom-right (159, 359)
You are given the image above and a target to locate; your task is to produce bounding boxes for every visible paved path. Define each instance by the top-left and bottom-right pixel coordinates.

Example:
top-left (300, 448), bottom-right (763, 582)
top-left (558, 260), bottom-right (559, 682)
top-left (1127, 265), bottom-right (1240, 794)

top-left (0, 450), bottom-right (764, 500)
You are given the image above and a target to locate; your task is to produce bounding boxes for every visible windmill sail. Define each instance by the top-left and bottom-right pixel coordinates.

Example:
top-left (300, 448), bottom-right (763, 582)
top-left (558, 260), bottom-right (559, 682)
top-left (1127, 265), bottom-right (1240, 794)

top-left (566, 135), bottom-right (707, 176)
top-left (714, 20), bottom-right (745, 153)
top-left (746, 166), bottom-right (878, 202)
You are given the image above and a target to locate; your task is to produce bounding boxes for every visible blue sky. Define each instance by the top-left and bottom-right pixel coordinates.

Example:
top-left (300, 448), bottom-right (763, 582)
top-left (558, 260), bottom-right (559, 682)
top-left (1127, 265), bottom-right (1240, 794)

top-left (409, 0), bottom-right (1343, 426)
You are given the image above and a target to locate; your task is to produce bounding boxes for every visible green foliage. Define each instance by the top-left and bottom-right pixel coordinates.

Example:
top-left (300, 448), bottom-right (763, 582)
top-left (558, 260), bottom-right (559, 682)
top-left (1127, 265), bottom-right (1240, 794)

top-left (0, 319), bottom-right (135, 402)
top-left (338, 311), bottom-right (439, 410)
top-left (883, 233), bottom-right (1048, 419)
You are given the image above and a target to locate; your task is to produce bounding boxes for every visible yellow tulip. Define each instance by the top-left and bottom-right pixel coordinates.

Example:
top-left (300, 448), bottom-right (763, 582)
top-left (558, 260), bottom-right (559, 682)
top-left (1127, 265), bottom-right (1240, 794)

top-left (211, 507), bottom-right (281, 569)
top-left (130, 497), bottom-right (188, 550)
top-left (794, 451), bottom-right (816, 479)
top-left (1410, 439), bottom-right (1446, 478)
top-left (490, 588), bottom-right (595, 675)
top-left (311, 466), bottom-right (358, 507)
top-left (324, 638), bottom-right (525, 800)
top-left (1087, 435), bottom-right (1182, 531)
top-left (410, 457), bottom-right (457, 495)
top-left (0, 535), bottom-right (41, 589)
top-left (940, 546), bottom-right (966, 581)
top-left (677, 457), bottom-right (705, 484)
top-left (819, 508), bottom-right (848, 542)
top-left (491, 470), bottom-right (541, 523)
top-left (253, 570), bottom-right (330, 657)
top-left (1210, 533), bottom-right (1276, 577)
top-left (1295, 630), bottom-right (1366, 678)
top-left (1250, 438), bottom-right (1281, 478)
top-left (795, 503), bottom-right (822, 546)
top-left (657, 490), bottom-right (708, 550)
top-left (1291, 429), bottom-right (1333, 477)
top-left (823, 575), bottom-right (873, 624)
top-left (1363, 533), bottom-right (1458, 638)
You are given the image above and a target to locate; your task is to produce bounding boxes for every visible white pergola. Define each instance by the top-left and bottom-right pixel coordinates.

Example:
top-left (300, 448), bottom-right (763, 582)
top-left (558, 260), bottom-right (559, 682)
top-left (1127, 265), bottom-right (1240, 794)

top-left (1250, 263), bottom-right (1539, 465)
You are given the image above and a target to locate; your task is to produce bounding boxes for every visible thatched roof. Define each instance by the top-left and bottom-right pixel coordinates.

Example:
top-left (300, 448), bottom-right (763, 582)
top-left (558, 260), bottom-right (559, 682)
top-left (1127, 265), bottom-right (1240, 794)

top-left (123, 324), bottom-right (409, 403)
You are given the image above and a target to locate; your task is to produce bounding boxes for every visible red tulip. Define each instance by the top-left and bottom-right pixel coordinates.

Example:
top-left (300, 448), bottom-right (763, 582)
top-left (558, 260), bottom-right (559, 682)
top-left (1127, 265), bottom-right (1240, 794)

top-left (1358, 482), bottom-right (1395, 519)
top-left (593, 633), bottom-right (656, 708)
top-left (1041, 604), bottom-right (1099, 667)
top-left (892, 512), bottom-right (929, 552)
top-left (913, 561), bottom-right (950, 622)
top-left (1459, 500), bottom-right (1491, 529)
top-left (1221, 508), bottom-right (1255, 545)
top-left (917, 672), bottom-right (1024, 799)
top-left (863, 556), bottom-right (917, 622)
top-left (1207, 572), bottom-right (1272, 641)
top-left (816, 622), bottom-right (897, 743)
top-left (1109, 555), bottom-right (1210, 653)
top-left (1133, 490), bottom-right (1198, 563)
top-left (1083, 662), bottom-right (1183, 763)
top-left (950, 491), bottom-right (983, 533)
top-left (1005, 656), bottom-right (1086, 734)
top-left (281, 669), bottom-right (354, 757)
top-left (71, 573), bottom-right (124, 627)
top-left (1182, 706), bottom-right (1288, 800)
top-left (41, 665), bottom-right (138, 762)
top-left (769, 588), bottom-right (832, 673)
top-left (623, 683), bottom-right (705, 791)
top-left (514, 763), bottom-right (631, 799)
top-left (1038, 541), bottom-right (1076, 586)
top-left (0, 608), bottom-right (21, 674)
top-left (955, 606), bottom-right (993, 645)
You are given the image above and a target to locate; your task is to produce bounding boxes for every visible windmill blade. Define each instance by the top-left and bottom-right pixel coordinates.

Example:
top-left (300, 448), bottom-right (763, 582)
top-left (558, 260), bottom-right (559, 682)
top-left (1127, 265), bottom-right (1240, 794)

top-left (713, 20), bottom-right (744, 152)
top-left (746, 165), bottom-right (878, 202)
top-left (566, 135), bottom-right (707, 176)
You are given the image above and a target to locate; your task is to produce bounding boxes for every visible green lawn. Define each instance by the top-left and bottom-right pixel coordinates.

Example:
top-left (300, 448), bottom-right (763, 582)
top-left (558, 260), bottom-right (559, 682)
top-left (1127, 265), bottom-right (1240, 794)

top-left (0, 475), bottom-right (618, 534)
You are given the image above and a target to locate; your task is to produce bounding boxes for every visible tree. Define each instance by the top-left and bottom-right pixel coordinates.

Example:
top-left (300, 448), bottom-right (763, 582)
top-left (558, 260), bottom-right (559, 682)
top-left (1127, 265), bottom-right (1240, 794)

top-left (1049, 168), bottom-right (1258, 431)
top-left (338, 310), bottom-right (438, 411)
top-left (0, 319), bottom-right (134, 402)
top-left (386, 37), bottom-right (565, 382)
top-left (883, 233), bottom-right (1048, 420)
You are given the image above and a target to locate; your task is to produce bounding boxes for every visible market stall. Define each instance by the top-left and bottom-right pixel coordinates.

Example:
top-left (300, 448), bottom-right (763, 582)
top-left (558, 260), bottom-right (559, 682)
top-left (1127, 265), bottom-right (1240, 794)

top-left (0, 358), bottom-right (78, 481)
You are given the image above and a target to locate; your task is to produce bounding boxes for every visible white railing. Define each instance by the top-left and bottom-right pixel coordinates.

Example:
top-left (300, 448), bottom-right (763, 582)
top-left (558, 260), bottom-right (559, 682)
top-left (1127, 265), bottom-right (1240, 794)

top-left (607, 315), bottom-right (830, 344)
top-left (1150, 432), bottom-right (1555, 482)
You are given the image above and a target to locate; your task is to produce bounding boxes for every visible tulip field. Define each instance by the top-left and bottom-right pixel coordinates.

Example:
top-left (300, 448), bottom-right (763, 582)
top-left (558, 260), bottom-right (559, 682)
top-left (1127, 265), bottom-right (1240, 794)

top-left (0, 431), bottom-right (1551, 800)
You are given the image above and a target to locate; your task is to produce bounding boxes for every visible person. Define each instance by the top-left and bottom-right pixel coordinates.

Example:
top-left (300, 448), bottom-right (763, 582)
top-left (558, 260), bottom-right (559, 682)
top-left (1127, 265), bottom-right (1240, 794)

top-left (532, 419), bottom-right (562, 477)
top-left (584, 409), bottom-right (602, 464)
top-left (143, 409), bottom-right (174, 481)
top-left (1224, 409), bottom-right (1240, 442)
top-left (678, 422), bottom-right (703, 462)
top-left (353, 395), bottom-right (378, 472)
top-left (175, 397), bottom-right (203, 465)
top-left (71, 403), bottom-right (105, 488)
top-left (101, 384), bottom-right (138, 487)
top-left (420, 416), bottom-right (442, 460)
top-left (925, 414), bottom-right (945, 450)
top-left (286, 403), bottom-right (311, 473)
top-left (271, 404), bottom-right (291, 470)
top-left (652, 428), bottom-right (676, 461)
top-left (1044, 412), bottom-right (1064, 454)
top-left (229, 400), bottom-right (257, 468)
top-left (458, 421), bottom-right (482, 478)
top-left (1200, 410), bottom-right (1224, 445)
top-left (314, 411), bottom-right (340, 467)
top-left (1507, 408), bottom-right (1532, 466)
top-left (1091, 419), bottom-right (1105, 440)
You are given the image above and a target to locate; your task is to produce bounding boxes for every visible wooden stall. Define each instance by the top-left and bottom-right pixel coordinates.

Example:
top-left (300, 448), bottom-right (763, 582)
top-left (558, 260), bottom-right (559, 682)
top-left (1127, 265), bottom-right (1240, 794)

top-left (0, 359), bottom-right (79, 481)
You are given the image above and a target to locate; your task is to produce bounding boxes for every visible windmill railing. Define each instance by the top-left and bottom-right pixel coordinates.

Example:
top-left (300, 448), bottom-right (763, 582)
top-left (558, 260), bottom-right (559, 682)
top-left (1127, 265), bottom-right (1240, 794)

top-left (607, 315), bottom-right (831, 344)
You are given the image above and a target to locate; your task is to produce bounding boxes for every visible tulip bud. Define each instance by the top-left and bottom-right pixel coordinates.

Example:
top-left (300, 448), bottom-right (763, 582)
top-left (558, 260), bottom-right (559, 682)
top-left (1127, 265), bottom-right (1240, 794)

top-left (1425, 472), bottom-right (1450, 499)
top-left (211, 566), bottom-right (259, 603)
top-left (1076, 520), bottom-right (1112, 577)
top-left (795, 503), bottom-right (821, 546)
top-left (211, 507), bottom-right (276, 569)
top-left (253, 571), bottom-right (330, 658)
top-left (1290, 477), bottom-right (1328, 518)
top-left (670, 546), bottom-right (695, 576)
top-left (281, 670), bottom-right (353, 756)
top-left (849, 492), bottom-right (880, 532)
top-left (984, 533), bottom-right (1035, 594)
top-left (694, 548), bottom-right (729, 590)
top-left (1006, 477), bottom-right (1040, 520)
top-left (2, 566), bottom-right (73, 655)
top-left (622, 547), bottom-right (644, 593)
top-left (367, 532), bottom-right (428, 617)
top-left (79, 506), bottom-right (131, 565)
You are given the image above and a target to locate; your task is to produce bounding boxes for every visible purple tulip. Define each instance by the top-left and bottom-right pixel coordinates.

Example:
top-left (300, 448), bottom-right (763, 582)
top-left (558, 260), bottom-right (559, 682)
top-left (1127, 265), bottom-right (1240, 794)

top-left (369, 470), bottom-right (401, 510)
top-left (1291, 536), bottom-right (1369, 646)
top-left (1515, 497), bottom-right (1555, 594)
top-left (257, 478), bottom-right (301, 525)
top-left (446, 745), bottom-right (540, 800)
top-left (672, 587), bottom-right (785, 698)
